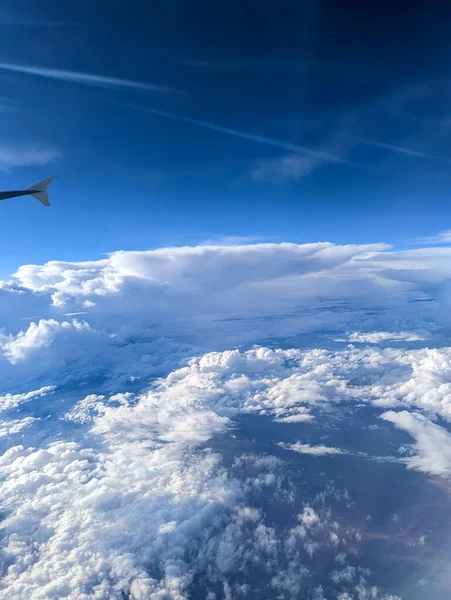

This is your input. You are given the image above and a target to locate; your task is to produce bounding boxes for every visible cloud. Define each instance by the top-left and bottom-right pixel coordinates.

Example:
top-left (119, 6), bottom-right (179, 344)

top-left (359, 138), bottom-right (451, 164)
top-left (344, 331), bottom-right (427, 344)
top-left (2, 240), bottom-right (451, 395)
top-left (1, 346), bottom-right (401, 599)
top-left (380, 410), bottom-right (451, 477)
top-left (0, 385), bottom-right (55, 411)
top-left (0, 62), bottom-right (173, 93)
top-left (0, 145), bottom-right (61, 170)
top-left (182, 57), bottom-right (314, 72)
top-left (250, 131), bottom-right (349, 183)
top-left (0, 318), bottom-right (90, 364)
top-left (415, 230), bottom-right (451, 245)
top-left (124, 104), bottom-right (348, 164)
top-left (199, 235), bottom-right (269, 246)
top-left (1, 240), bottom-right (451, 596)
top-left (0, 415), bottom-right (38, 437)
top-left (0, 12), bottom-right (77, 26)
top-left (279, 442), bottom-right (345, 456)
top-left (250, 153), bottom-right (323, 182)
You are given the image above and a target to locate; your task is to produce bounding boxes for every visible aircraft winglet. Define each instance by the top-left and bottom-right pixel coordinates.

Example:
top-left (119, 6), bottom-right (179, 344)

top-left (27, 176), bottom-right (55, 206)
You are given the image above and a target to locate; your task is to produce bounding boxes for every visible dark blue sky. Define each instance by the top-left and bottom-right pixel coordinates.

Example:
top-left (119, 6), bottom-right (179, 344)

top-left (1, 0), bottom-right (451, 271)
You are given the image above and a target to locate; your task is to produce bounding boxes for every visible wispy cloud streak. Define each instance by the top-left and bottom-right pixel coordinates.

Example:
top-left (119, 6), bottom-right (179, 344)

top-left (182, 57), bottom-right (314, 72)
top-left (0, 12), bottom-right (77, 26)
top-left (0, 62), bottom-right (172, 93)
top-left (124, 103), bottom-right (349, 163)
top-left (361, 138), bottom-right (451, 164)
top-left (415, 230), bottom-right (451, 245)
top-left (0, 145), bottom-right (61, 170)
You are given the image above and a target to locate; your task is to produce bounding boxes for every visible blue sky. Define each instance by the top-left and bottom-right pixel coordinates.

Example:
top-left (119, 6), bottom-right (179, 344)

top-left (1, 0), bottom-right (451, 273)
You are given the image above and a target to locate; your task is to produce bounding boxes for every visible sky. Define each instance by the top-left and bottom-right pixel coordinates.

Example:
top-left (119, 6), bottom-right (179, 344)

top-left (0, 1), bottom-right (450, 272)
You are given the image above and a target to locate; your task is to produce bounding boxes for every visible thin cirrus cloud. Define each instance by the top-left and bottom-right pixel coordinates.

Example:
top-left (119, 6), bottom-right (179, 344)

top-left (249, 135), bottom-right (450, 184)
top-left (124, 103), bottom-right (349, 164)
top-left (360, 138), bottom-right (451, 164)
top-left (0, 11), bottom-right (77, 26)
top-left (415, 230), bottom-right (451, 245)
top-left (182, 57), bottom-right (315, 72)
top-left (0, 145), bottom-right (61, 170)
top-left (250, 153), bottom-right (323, 183)
top-left (0, 62), bottom-right (173, 93)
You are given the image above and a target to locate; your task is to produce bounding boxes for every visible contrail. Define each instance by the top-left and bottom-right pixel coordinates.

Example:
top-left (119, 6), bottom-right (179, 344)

top-left (0, 11), bottom-right (77, 26)
top-left (0, 62), bottom-right (172, 93)
top-left (124, 103), bottom-right (349, 163)
top-left (362, 138), bottom-right (451, 164)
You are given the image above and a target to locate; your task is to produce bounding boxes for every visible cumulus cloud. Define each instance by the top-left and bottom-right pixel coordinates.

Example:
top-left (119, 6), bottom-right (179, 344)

top-left (381, 410), bottom-right (451, 476)
top-left (344, 331), bottom-right (428, 344)
top-left (0, 318), bottom-right (90, 364)
top-left (8, 241), bottom-right (451, 353)
top-left (14, 242), bottom-right (390, 299)
top-left (0, 385), bottom-right (55, 411)
top-left (2, 240), bottom-right (451, 598)
top-left (279, 442), bottom-right (345, 456)
top-left (0, 351), bottom-right (394, 599)
top-left (0, 415), bottom-right (38, 437)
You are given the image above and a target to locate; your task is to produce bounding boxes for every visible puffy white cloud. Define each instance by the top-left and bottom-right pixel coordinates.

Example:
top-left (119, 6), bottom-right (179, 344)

top-left (0, 385), bottom-right (55, 411)
top-left (2, 241), bottom-right (451, 396)
top-left (0, 342), bottom-right (414, 599)
top-left (299, 506), bottom-right (320, 528)
top-left (0, 416), bottom-right (38, 437)
top-left (279, 442), bottom-right (345, 456)
top-left (2, 240), bottom-right (451, 598)
top-left (344, 331), bottom-right (428, 344)
top-left (380, 410), bottom-right (451, 476)
top-left (0, 319), bottom-right (90, 364)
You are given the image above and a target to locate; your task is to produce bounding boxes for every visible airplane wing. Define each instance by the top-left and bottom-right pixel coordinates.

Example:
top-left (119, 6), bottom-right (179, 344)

top-left (27, 176), bottom-right (55, 206)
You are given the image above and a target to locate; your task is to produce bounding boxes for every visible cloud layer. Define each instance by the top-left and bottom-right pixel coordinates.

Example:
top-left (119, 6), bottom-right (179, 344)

top-left (1, 240), bottom-right (451, 598)
top-left (2, 346), bottom-right (411, 598)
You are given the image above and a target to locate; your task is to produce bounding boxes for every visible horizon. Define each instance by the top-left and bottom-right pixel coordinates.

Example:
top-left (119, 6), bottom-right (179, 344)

top-left (0, 1), bottom-right (451, 273)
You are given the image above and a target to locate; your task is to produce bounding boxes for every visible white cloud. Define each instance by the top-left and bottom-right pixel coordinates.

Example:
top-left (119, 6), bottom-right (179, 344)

top-left (125, 104), bottom-right (346, 165)
top-left (1, 240), bottom-right (451, 597)
top-left (0, 351), bottom-right (390, 599)
top-left (275, 412), bottom-right (313, 423)
top-left (0, 62), bottom-right (173, 93)
top-left (415, 229), bottom-right (451, 245)
top-left (0, 318), bottom-right (90, 364)
top-left (279, 442), bottom-right (345, 456)
top-left (380, 410), bottom-right (451, 476)
top-left (250, 153), bottom-right (323, 182)
top-left (63, 393), bottom-right (107, 423)
top-left (299, 506), bottom-right (320, 528)
top-left (9, 241), bottom-right (451, 353)
top-left (0, 385), bottom-right (55, 411)
top-left (0, 144), bottom-right (61, 170)
top-left (344, 331), bottom-right (427, 344)
top-left (0, 415), bottom-right (37, 437)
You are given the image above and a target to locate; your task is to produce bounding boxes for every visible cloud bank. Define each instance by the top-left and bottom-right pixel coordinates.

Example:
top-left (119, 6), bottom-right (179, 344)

top-left (1, 239), bottom-right (450, 598)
